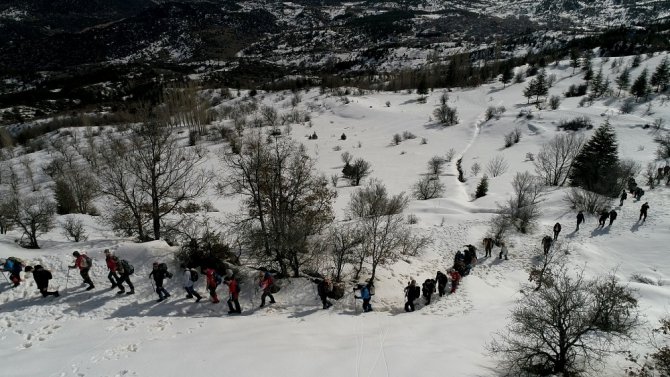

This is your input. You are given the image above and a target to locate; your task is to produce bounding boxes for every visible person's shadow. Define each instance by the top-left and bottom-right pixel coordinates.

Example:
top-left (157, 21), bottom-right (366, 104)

top-left (590, 226), bottom-right (610, 237)
top-left (630, 221), bottom-right (643, 233)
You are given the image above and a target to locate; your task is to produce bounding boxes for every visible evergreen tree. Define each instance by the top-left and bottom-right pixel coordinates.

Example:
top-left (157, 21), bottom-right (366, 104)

top-left (616, 67), bottom-right (630, 96)
top-left (631, 68), bottom-right (650, 101)
top-left (569, 49), bottom-right (580, 74)
top-left (569, 120), bottom-right (620, 197)
top-left (650, 56), bottom-right (669, 93)
top-left (591, 67), bottom-right (604, 97)
top-left (475, 175), bottom-right (489, 198)
top-left (533, 70), bottom-right (549, 103)
top-left (416, 76), bottom-right (428, 95)
top-left (500, 65), bottom-right (513, 88)
top-left (583, 62), bottom-right (593, 82)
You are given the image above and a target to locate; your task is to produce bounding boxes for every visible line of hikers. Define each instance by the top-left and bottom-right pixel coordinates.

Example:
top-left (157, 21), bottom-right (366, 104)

top-left (1, 250), bottom-right (282, 315)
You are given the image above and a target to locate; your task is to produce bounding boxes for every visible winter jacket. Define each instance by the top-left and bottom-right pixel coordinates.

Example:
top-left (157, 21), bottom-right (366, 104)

top-left (317, 280), bottom-right (332, 298)
top-left (609, 210), bottom-right (618, 220)
top-left (449, 270), bottom-right (461, 283)
top-left (74, 255), bottom-right (90, 270)
top-left (436, 272), bottom-right (448, 286)
top-left (641, 203), bottom-right (650, 214)
top-left (105, 256), bottom-right (117, 272)
top-left (225, 279), bottom-right (240, 299)
top-left (553, 223), bottom-right (561, 233)
top-left (358, 286), bottom-right (371, 300)
top-left (149, 269), bottom-right (170, 283)
top-left (32, 268), bottom-right (52, 290)
top-left (183, 270), bottom-right (194, 288)
top-left (260, 276), bottom-right (274, 293)
top-left (405, 283), bottom-right (418, 300)
top-left (621, 191), bottom-right (627, 200)
top-left (205, 268), bottom-right (217, 289)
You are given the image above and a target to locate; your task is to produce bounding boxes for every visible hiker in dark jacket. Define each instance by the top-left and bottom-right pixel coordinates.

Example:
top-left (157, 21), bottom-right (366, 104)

top-left (422, 279), bottom-right (436, 305)
top-left (224, 276), bottom-right (241, 314)
top-left (149, 262), bottom-right (171, 302)
top-left (541, 235), bottom-right (552, 255)
top-left (619, 190), bottom-right (627, 206)
top-left (69, 251), bottom-right (94, 290)
top-left (553, 222), bottom-right (562, 241)
top-left (639, 202), bottom-right (650, 222)
top-left (317, 277), bottom-right (333, 309)
top-left (115, 256), bottom-right (134, 295)
top-left (598, 210), bottom-right (610, 229)
top-left (404, 279), bottom-right (419, 312)
top-left (608, 209), bottom-right (618, 226)
top-left (435, 271), bottom-right (448, 297)
top-left (576, 211), bottom-right (585, 231)
top-left (25, 265), bottom-right (59, 297)
top-left (104, 249), bottom-right (120, 289)
top-left (482, 238), bottom-right (494, 258)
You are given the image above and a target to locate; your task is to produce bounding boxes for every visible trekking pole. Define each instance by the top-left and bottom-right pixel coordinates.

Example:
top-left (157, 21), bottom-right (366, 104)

top-left (1, 270), bottom-right (10, 284)
top-left (64, 268), bottom-right (71, 291)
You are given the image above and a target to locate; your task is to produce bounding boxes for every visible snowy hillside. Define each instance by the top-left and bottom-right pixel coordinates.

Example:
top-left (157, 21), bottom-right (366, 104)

top-left (1, 52), bottom-right (670, 377)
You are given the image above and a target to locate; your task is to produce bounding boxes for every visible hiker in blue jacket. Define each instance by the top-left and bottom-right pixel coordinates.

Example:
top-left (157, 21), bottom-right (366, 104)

top-left (354, 280), bottom-right (373, 312)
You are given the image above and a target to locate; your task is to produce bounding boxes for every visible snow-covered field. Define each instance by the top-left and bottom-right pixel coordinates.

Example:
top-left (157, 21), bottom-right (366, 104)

top-left (1, 52), bottom-right (670, 377)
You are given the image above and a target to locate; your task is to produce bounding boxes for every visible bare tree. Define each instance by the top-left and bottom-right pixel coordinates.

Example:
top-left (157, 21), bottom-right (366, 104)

top-left (502, 172), bottom-right (543, 233)
top-left (348, 180), bottom-right (411, 281)
top-left (487, 155), bottom-right (509, 177)
top-left (7, 193), bottom-right (56, 248)
top-left (20, 156), bottom-right (37, 192)
top-left (490, 266), bottom-right (639, 376)
top-left (347, 158), bottom-right (372, 186)
top-left (564, 187), bottom-right (612, 214)
top-left (260, 105), bottom-right (279, 129)
top-left (534, 133), bottom-right (585, 186)
top-left (470, 162), bottom-right (481, 176)
top-left (428, 156), bottom-right (446, 176)
top-left (221, 133), bottom-right (336, 277)
top-left (445, 148), bottom-right (456, 162)
top-left (413, 176), bottom-right (445, 200)
top-left (98, 123), bottom-right (211, 241)
top-left (341, 151), bottom-right (353, 166)
top-left (61, 215), bottom-right (88, 242)
top-left (433, 104), bottom-right (459, 126)
top-left (327, 223), bottom-right (362, 282)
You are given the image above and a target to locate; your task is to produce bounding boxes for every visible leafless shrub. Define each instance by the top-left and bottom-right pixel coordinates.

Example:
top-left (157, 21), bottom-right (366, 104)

top-left (61, 215), bottom-right (88, 242)
top-left (487, 155), bottom-right (509, 177)
top-left (445, 148), bottom-right (456, 162)
top-left (564, 187), bottom-right (612, 214)
top-left (534, 133), bottom-right (586, 186)
top-left (413, 176), bottom-right (445, 200)
top-left (427, 156), bottom-right (446, 176)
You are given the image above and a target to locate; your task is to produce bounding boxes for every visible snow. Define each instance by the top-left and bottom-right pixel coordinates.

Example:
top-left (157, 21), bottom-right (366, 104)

top-left (2, 52), bottom-right (670, 376)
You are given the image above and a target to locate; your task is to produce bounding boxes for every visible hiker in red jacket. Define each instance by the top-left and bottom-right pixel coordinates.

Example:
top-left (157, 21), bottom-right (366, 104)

top-left (104, 249), bottom-right (120, 289)
top-left (205, 268), bottom-right (220, 304)
top-left (449, 269), bottom-right (461, 294)
top-left (259, 271), bottom-right (276, 308)
top-left (69, 251), bottom-right (94, 290)
top-left (224, 276), bottom-right (241, 314)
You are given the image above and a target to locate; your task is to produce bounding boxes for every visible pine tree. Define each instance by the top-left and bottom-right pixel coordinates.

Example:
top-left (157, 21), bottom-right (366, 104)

top-left (570, 49), bottom-right (580, 74)
top-left (569, 119), bottom-right (620, 197)
top-left (583, 62), bottom-right (593, 82)
top-left (475, 175), bottom-right (489, 198)
top-left (631, 68), bottom-right (650, 101)
top-left (533, 70), bottom-right (548, 103)
top-left (591, 67), bottom-right (604, 97)
top-left (650, 56), bottom-right (669, 93)
top-left (616, 67), bottom-right (630, 96)
top-left (501, 65), bottom-right (513, 88)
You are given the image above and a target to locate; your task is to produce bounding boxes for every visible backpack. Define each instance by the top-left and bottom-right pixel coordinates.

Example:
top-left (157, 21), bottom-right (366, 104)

top-left (269, 278), bottom-right (281, 293)
top-left (157, 263), bottom-right (172, 279)
top-left (413, 285), bottom-right (421, 299)
top-left (214, 272), bottom-right (223, 286)
top-left (120, 259), bottom-right (134, 275)
top-left (81, 254), bottom-right (92, 269)
top-left (189, 270), bottom-right (199, 282)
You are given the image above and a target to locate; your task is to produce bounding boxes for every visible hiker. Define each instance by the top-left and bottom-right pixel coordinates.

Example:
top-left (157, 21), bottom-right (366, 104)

top-left (149, 262), bottom-right (172, 302)
top-left (499, 241), bottom-right (509, 260)
top-left (422, 278), bottom-right (436, 305)
top-left (465, 244), bottom-right (478, 266)
top-left (404, 279), bottom-right (419, 312)
top-left (448, 269), bottom-right (461, 294)
top-left (1, 257), bottom-right (24, 287)
top-left (435, 271), bottom-right (448, 297)
top-left (104, 249), bottom-right (120, 289)
top-left (665, 165), bottom-right (670, 177)
top-left (354, 280), bottom-right (373, 312)
top-left (609, 209), bottom-right (618, 226)
top-left (620, 190), bottom-right (628, 206)
top-left (24, 265), bottom-right (59, 298)
top-left (115, 257), bottom-right (134, 295)
top-left (453, 250), bottom-right (464, 265)
top-left (639, 202), bottom-right (650, 222)
top-left (553, 222), bottom-right (562, 241)
top-left (69, 251), bottom-right (94, 291)
top-left (634, 187), bottom-right (644, 200)
top-left (541, 235), bottom-right (552, 255)
top-left (224, 276), bottom-right (241, 314)
top-left (576, 211), bottom-right (585, 231)
top-left (182, 265), bottom-right (202, 302)
top-left (317, 277), bottom-right (333, 309)
top-left (598, 210), bottom-right (610, 229)
top-left (482, 238), bottom-right (494, 258)
top-left (205, 268), bottom-right (220, 304)
top-left (259, 271), bottom-right (276, 308)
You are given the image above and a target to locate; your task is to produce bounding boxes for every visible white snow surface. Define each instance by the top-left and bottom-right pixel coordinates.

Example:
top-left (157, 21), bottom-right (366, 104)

top-left (2, 53), bottom-right (670, 377)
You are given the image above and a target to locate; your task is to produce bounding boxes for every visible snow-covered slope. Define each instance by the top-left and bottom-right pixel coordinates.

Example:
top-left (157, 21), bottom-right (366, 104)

top-left (1, 52), bottom-right (670, 376)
